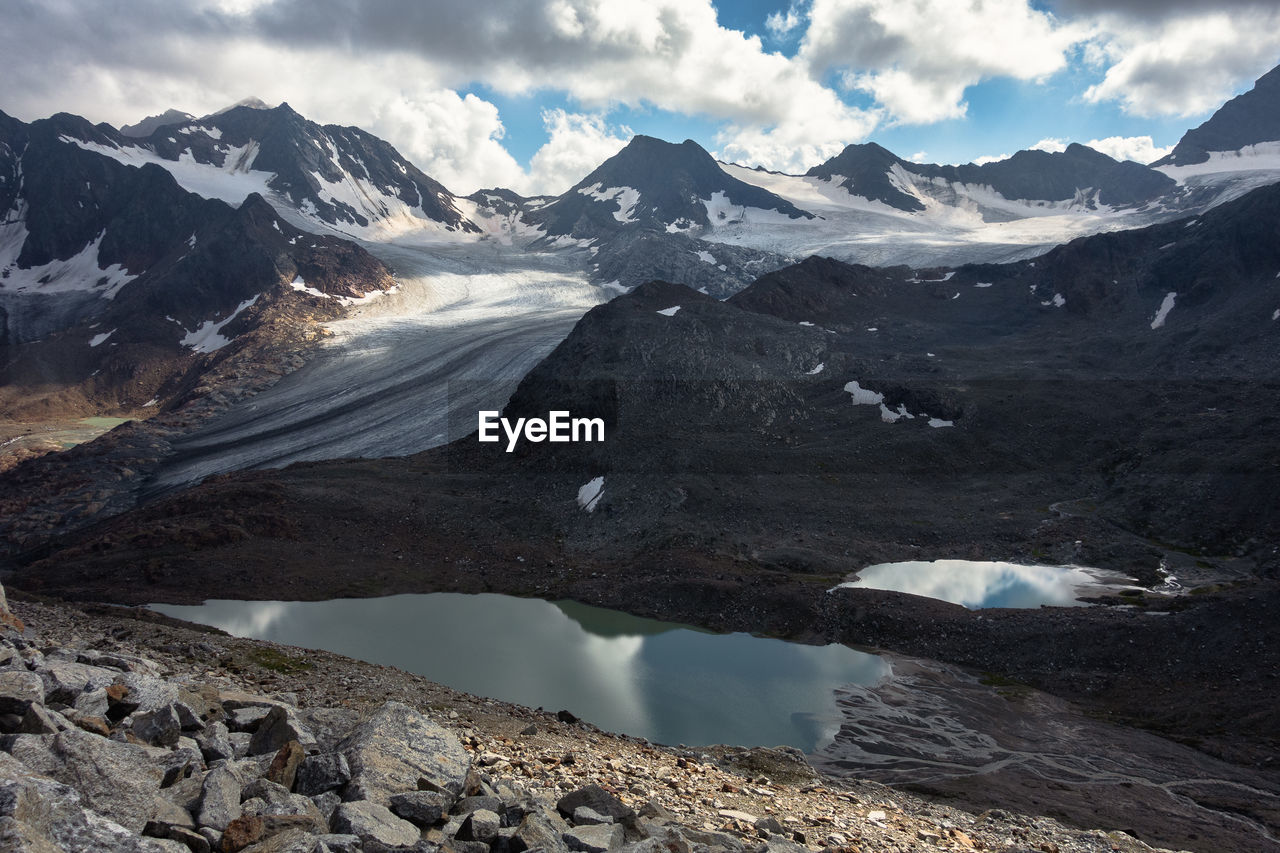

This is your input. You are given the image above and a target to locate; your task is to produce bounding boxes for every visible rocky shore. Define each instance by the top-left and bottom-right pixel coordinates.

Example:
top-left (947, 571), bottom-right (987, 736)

top-left (0, 587), bottom-right (1191, 853)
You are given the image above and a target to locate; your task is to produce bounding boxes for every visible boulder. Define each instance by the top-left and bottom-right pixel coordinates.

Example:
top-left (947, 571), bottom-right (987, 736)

top-left (264, 740), bottom-right (304, 790)
top-left (196, 765), bottom-right (243, 832)
top-left (389, 790), bottom-right (450, 827)
top-left (0, 672), bottom-right (43, 716)
top-left (556, 785), bottom-right (635, 825)
top-left (38, 660), bottom-right (118, 704)
top-left (247, 707), bottom-right (314, 756)
top-left (564, 823), bottom-right (624, 853)
top-left (294, 752), bottom-right (350, 797)
top-left (134, 704), bottom-right (183, 747)
top-left (329, 800), bottom-right (420, 847)
top-left (196, 722), bottom-right (235, 763)
top-left (4, 727), bottom-right (164, 832)
top-left (456, 808), bottom-right (500, 844)
top-left (0, 751), bottom-right (167, 851)
top-left (336, 702), bottom-right (469, 806)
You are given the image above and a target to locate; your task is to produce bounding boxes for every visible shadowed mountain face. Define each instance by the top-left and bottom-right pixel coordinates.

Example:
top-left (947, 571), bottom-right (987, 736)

top-left (0, 110), bottom-right (394, 417)
top-left (807, 141), bottom-right (1176, 212)
top-left (1157, 64), bottom-right (1280, 166)
top-left (50, 102), bottom-right (479, 233)
top-left (526, 135), bottom-right (813, 239)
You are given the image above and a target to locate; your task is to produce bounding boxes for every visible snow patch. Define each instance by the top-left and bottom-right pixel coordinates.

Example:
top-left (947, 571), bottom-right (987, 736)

top-left (1150, 292), bottom-right (1176, 329)
top-left (694, 249), bottom-right (717, 264)
top-left (656, 305), bottom-right (681, 316)
top-left (578, 184), bottom-right (642, 223)
top-left (975, 282), bottom-right (993, 288)
top-left (577, 476), bottom-right (605, 512)
top-left (798, 321), bottom-right (815, 326)
top-left (0, 228), bottom-right (138, 299)
top-left (180, 295), bottom-right (258, 353)
top-left (289, 275), bottom-right (330, 299)
top-left (844, 381), bottom-right (884, 406)
top-left (88, 329), bottom-right (115, 347)
top-left (806, 363), bottom-right (824, 375)
top-left (1040, 293), bottom-right (1065, 308)
top-left (928, 418), bottom-right (955, 428)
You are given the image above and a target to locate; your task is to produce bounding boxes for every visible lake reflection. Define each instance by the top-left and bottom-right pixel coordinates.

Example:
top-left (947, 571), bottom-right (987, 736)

top-left (150, 593), bottom-right (888, 751)
top-left (832, 560), bottom-right (1123, 608)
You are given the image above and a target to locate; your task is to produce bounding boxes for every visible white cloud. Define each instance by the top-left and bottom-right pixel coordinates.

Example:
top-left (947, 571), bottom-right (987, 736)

top-left (1082, 135), bottom-right (1173, 163)
top-left (1031, 137), bottom-right (1068, 153)
top-left (525, 110), bottom-right (631, 195)
top-left (801, 0), bottom-right (1083, 125)
top-left (1081, 9), bottom-right (1280, 116)
top-left (971, 153), bottom-right (1011, 166)
top-left (766, 3), bottom-right (806, 37)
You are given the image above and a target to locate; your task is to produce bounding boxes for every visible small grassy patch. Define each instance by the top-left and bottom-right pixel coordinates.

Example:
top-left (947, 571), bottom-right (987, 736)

top-left (248, 648), bottom-right (312, 674)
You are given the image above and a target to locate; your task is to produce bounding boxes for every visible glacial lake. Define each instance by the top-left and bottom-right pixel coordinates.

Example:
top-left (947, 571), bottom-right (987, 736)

top-left (831, 559), bottom-right (1134, 609)
top-left (150, 593), bottom-right (889, 752)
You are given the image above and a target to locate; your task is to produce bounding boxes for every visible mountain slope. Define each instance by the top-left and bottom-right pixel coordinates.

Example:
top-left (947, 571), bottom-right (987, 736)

top-left (526, 136), bottom-right (812, 241)
top-left (1, 109), bottom-right (395, 418)
top-left (807, 141), bottom-right (1175, 212)
top-left (54, 103), bottom-right (479, 236)
top-left (1156, 64), bottom-right (1280, 166)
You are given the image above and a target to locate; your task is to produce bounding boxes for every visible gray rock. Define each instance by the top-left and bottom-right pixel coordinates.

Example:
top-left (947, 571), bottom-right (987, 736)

top-left (196, 764), bottom-right (243, 831)
top-left (232, 825), bottom-right (318, 852)
top-left (564, 823), bottom-right (624, 853)
top-left (134, 704), bottom-right (183, 747)
top-left (310, 790), bottom-right (342, 821)
top-left (118, 673), bottom-right (181, 716)
top-left (295, 752), bottom-right (350, 797)
top-left (0, 750), bottom-right (166, 852)
top-left (310, 834), bottom-right (362, 853)
top-left (249, 706), bottom-right (315, 756)
top-left (556, 786), bottom-right (635, 825)
top-left (243, 777), bottom-right (294, 804)
top-left (0, 671), bottom-right (43, 716)
top-left (4, 727), bottom-right (164, 832)
top-left (241, 793), bottom-right (326, 832)
top-left (196, 721), bottom-right (235, 763)
top-left (515, 812), bottom-right (571, 853)
top-left (76, 649), bottom-right (163, 677)
top-left (337, 701), bottom-right (469, 806)
top-left (19, 702), bottom-right (69, 734)
top-left (329, 800), bottom-right (420, 847)
top-left (456, 808), bottom-right (500, 843)
top-left (574, 806), bottom-right (614, 826)
top-left (229, 706), bottom-right (273, 733)
top-left (38, 660), bottom-right (118, 704)
top-left (389, 790), bottom-right (450, 827)
top-left (452, 794), bottom-right (502, 816)
top-left (173, 700), bottom-right (205, 732)
top-left (74, 687), bottom-right (110, 718)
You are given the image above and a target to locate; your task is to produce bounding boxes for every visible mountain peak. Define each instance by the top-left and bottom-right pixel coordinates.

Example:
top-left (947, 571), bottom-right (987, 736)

top-left (1156, 62), bottom-right (1280, 166)
top-left (208, 96), bottom-right (276, 117)
top-left (119, 108), bottom-right (195, 138)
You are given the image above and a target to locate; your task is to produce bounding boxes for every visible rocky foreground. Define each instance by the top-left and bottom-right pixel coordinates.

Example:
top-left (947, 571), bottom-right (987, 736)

top-left (0, 588), bottom-right (1188, 853)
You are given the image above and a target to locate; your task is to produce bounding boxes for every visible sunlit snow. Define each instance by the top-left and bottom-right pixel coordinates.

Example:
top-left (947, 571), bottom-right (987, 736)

top-left (577, 476), bottom-right (605, 512)
top-left (180, 295), bottom-right (259, 353)
top-left (1150, 292), bottom-right (1176, 329)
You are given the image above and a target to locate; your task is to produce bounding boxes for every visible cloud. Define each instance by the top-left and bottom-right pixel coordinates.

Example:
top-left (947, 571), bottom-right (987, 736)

top-left (1080, 9), bottom-right (1280, 116)
top-left (766, 3), bottom-right (806, 38)
top-left (1081, 135), bottom-right (1173, 163)
top-left (800, 0), bottom-right (1083, 124)
top-left (525, 110), bottom-right (632, 195)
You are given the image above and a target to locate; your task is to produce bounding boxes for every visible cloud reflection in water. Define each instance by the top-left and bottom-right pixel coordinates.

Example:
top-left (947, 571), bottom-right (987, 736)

top-left (150, 593), bottom-right (887, 751)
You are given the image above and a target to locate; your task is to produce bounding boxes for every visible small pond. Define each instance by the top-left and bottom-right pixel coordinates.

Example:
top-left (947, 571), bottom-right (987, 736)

top-left (830, 559), bottom-right (1134, 609)
top-left (150, 593), bottom-right (889, 752)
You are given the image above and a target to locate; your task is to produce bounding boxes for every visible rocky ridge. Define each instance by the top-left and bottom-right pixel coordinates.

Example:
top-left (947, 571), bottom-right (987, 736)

top-left (0, 587), bottom-right (1189, 853)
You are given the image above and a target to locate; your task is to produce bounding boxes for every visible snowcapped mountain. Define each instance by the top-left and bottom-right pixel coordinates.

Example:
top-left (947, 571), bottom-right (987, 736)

top-left (525, 135), bottom-right (812, 242)
top-left (55, 101), bottom-right (480, 238)
top-left (806, 142), bottom-right (1175, 213)
top-left (0, 108), bottom-right (394, 416)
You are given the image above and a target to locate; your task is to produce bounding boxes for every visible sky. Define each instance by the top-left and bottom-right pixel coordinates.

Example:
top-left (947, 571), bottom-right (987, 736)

top-left (3, 0), bottom-right (1280, 196)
